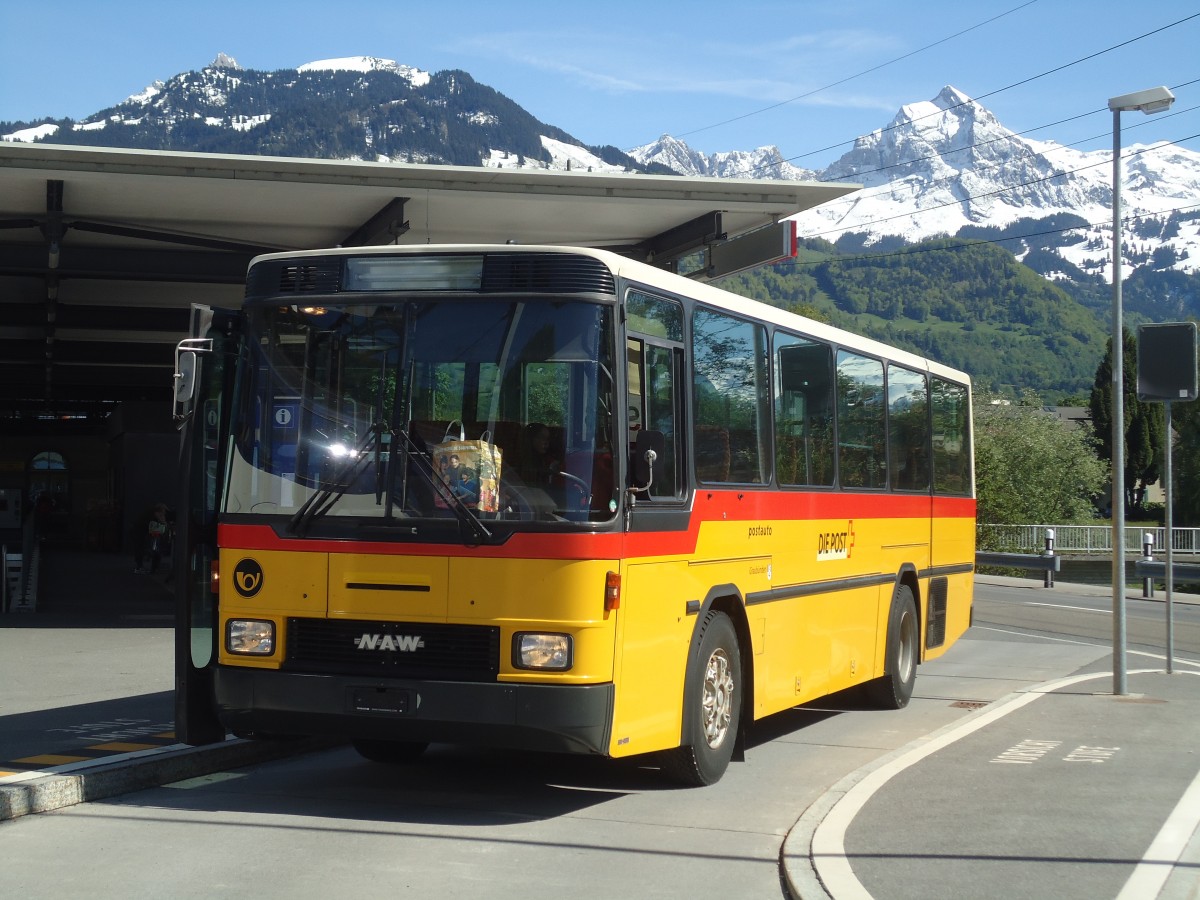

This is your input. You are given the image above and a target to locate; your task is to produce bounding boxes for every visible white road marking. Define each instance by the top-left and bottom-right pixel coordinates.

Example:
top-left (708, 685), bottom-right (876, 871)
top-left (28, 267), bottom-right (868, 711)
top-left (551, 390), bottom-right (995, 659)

top-left (1117, 762), bottom-right (1200, 899)
top-left (1024, 602), bottom-right (1107, 613)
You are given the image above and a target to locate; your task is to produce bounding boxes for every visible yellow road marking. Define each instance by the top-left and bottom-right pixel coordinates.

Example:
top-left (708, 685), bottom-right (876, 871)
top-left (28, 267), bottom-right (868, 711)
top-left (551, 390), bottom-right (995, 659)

top-left (13, 754), bottom-right (90, 765)
top-left (88, 742), bottom-right (159, 752)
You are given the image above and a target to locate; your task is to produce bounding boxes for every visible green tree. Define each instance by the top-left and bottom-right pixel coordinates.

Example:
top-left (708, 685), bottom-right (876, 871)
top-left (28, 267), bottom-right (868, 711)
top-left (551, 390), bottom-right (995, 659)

top-left (1173, 401), bottom-right (1200, 526)
top-left (974, 393), bottom-right (1107, 533)
top-left (1089, 328), bottom-right (1165, 513)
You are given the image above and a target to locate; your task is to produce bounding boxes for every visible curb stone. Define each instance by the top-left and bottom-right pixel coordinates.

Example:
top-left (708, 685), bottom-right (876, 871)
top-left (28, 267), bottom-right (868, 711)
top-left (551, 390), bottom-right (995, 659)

top-left (1, 736), bottom-right (341, 821)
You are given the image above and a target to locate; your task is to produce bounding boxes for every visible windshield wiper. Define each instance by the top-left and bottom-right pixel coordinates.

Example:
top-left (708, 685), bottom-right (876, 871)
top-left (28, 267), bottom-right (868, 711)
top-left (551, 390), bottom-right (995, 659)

top-left (394, 427), bottom-right (493, 546)
top-left (288, 423), bottom-right (382, 536)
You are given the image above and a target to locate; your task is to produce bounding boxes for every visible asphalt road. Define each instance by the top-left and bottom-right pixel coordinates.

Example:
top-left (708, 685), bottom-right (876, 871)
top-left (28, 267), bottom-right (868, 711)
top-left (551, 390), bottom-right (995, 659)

top-left (973, 578), bottom-right (1200, 663)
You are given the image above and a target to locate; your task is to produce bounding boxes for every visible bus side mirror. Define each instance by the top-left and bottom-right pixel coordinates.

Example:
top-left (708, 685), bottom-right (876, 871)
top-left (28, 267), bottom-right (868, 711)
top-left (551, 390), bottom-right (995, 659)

top-left (173, 338), bottom-right (213, 424)
top-left (632, 429), bottom-right (666, 489)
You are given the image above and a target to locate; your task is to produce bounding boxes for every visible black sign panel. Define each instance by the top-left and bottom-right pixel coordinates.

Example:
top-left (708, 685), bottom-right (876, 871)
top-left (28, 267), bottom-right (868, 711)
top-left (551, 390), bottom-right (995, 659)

top-left (1138, 322), bottom-right (1198, 402)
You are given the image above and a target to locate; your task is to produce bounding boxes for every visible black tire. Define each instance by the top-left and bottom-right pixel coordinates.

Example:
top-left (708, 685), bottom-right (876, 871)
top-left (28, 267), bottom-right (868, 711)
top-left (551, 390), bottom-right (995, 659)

top-left (865, 583), bottom-right (919, 709)
top-left (352, 739), bottom-right (429, 764)
top-left (660, 610), bottom-right (742, 786)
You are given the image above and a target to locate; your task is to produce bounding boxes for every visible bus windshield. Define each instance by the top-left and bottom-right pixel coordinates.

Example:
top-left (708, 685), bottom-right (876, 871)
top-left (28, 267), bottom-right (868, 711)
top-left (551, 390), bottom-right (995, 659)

top-left (224, 296), bottom-right (618, 531)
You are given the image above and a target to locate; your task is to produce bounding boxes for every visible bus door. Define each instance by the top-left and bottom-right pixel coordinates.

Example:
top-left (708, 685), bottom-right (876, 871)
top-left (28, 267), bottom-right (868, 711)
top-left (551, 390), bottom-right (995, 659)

top-left (611, 334), bottom-right (683, 752)
top-left (173, 304), bottom-right (242, 745)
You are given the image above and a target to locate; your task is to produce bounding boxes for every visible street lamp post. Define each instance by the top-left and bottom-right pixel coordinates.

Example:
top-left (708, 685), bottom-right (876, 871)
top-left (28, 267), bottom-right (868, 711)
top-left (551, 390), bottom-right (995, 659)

top-left (1108, 85), bottom-right (1175, 696)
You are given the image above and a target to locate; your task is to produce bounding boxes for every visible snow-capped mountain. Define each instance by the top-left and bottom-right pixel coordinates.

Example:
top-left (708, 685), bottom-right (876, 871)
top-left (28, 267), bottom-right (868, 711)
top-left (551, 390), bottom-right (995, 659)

top-left (1, 55), bottom-right (664, 175)
top-left (630, 134), bottom-right (817, 181)
top-left (631, 85), bottom-right (1200, 284)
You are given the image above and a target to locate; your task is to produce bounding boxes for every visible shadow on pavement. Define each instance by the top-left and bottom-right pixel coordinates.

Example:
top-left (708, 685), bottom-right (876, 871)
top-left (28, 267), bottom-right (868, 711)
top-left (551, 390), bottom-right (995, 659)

top-left (4, 543), bottom-right (174, 628)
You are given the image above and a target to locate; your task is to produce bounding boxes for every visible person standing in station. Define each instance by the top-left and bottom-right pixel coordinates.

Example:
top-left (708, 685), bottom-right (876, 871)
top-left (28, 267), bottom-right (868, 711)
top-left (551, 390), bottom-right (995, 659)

top-left (133, 502), bottom-right (171, 575)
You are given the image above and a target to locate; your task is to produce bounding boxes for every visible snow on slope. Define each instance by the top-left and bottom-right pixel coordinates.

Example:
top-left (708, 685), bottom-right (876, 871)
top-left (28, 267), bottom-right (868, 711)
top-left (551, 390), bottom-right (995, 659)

top-left (297, 56), bottom-right (431, 87)
top-left (482, 136), bottom-right (628, 173)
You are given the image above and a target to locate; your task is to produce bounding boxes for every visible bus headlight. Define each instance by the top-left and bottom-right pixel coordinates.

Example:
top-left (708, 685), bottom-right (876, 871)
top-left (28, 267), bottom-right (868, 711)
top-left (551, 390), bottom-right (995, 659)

top-left (513, 633), bottom-right (572, 670)
top-left (226, 619), bottom-right (275, 655)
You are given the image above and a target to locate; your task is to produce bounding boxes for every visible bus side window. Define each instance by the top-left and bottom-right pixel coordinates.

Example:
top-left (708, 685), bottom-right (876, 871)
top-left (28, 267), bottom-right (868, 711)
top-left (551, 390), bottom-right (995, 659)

top-left (625, 289), bottom-right (685, 498)
top-left (775, 334), bottom-right (834, 486)
top-left (836, 350), bottom-right (886, 489)
top-left (887, 365), bottom-right (930, 491)
top-left (692, 307), bottom-right (769, 485)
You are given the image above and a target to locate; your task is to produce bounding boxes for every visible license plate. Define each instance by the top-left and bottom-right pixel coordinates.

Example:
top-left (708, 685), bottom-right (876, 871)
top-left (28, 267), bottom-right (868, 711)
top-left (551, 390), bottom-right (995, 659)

top-left (350, 686), bottom-right (412, 715)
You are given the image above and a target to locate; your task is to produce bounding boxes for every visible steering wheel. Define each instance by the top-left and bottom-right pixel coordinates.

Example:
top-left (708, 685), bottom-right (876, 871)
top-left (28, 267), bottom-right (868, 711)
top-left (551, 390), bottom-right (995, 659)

top-left (555, 470), bottom-right (593, 509)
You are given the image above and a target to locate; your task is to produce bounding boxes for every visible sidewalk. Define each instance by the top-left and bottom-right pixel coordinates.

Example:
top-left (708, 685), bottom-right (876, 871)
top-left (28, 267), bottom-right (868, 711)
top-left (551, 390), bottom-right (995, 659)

top-left (784, 577), bottom-right (1200, 900)
top-left (0, 545), bottom-right (329, 820)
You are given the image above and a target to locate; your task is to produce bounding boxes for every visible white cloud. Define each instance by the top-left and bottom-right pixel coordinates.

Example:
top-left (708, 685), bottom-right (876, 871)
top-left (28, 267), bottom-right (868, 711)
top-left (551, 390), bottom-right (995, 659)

top-left (446, 27), bottom-right (904, 113)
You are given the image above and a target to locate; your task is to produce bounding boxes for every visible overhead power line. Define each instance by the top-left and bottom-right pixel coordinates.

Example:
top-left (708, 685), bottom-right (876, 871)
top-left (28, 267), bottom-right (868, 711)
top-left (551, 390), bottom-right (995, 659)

top-left (668, 0), bottom-right (1041, 142)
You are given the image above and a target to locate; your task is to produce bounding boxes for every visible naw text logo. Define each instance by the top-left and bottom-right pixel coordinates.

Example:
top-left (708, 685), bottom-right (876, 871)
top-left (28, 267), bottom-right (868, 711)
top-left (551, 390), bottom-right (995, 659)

top-left (354, 633), bottom-right (426, 652)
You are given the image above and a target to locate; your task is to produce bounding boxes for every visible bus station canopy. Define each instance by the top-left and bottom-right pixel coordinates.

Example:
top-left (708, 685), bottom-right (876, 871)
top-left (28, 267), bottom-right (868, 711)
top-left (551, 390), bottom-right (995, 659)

top-left (0, 142), bottom-right (856, 417)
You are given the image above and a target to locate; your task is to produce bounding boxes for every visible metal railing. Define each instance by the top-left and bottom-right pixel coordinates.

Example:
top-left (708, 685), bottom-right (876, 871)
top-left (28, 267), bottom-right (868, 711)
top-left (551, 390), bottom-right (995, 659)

top-left (2, 517), bottom-right (39, 613)
top-left (979, 524), bottom-right (1200, 556)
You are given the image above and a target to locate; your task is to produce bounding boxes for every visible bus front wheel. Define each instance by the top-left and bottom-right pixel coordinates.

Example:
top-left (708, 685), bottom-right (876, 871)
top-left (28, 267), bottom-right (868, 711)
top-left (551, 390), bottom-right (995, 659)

top-left (865, 583), bottom-right (918, 709)
top-left (661, 610), bottom-right (742, 787)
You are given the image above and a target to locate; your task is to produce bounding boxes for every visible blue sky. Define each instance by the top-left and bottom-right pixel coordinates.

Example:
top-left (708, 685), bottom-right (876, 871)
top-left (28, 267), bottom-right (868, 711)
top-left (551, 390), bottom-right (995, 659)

top-left (2, 1), bottom-right (1197, 169)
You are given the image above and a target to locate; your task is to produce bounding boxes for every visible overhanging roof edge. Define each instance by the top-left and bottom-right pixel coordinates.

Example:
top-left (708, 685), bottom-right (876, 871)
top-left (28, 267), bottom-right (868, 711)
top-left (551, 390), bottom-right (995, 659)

top-left (0, 142), bottom-right (859, 213)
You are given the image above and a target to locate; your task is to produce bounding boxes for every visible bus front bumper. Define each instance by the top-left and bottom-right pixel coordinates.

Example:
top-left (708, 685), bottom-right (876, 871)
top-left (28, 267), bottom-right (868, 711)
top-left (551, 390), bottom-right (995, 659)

top-left (213, 666), bottom-right (615, 756)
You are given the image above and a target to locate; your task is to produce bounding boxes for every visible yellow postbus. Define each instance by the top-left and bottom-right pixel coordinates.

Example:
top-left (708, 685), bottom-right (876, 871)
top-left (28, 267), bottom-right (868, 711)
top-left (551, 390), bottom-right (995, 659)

top-left (173, 244), bottom-right (974, 785)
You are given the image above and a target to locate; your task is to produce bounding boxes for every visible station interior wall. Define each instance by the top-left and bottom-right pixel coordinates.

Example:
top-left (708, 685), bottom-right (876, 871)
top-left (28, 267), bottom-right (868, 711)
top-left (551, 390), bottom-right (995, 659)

top-left (1, 402), bottom-right (179, 554)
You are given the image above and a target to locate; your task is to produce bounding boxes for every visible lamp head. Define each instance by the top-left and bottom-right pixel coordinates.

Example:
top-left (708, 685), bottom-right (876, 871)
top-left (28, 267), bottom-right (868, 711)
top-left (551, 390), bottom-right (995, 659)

top-left (1108, 86), bottom-right (1175, 114)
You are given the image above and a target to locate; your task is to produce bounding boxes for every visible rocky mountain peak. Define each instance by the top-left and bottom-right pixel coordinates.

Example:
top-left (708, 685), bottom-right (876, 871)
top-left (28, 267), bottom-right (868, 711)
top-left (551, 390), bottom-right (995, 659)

top-left (209, 53), bottom-right (241, 70)
top-left (630, 133), bottom-right (816, 181)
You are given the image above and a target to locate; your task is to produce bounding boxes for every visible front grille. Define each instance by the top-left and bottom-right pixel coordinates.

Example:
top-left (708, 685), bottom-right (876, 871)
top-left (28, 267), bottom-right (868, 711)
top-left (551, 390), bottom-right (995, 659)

top-left (285, 618), bottom-right (500, 681)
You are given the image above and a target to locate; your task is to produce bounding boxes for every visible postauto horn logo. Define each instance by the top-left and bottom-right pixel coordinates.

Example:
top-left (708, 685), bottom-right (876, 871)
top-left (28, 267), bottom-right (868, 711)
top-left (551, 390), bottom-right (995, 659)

top-left (233, 558), bottom-right (264, 598)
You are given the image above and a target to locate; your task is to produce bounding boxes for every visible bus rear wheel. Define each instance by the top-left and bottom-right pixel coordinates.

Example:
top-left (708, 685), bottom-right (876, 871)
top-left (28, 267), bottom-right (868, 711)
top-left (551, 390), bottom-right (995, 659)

top-left (865, 583), bottom-right (918, 709)
top-left (661, 610), bottom-right (741, 787)
top-left (352, 739), bottom-right (429, 764)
